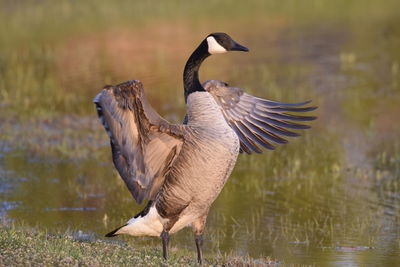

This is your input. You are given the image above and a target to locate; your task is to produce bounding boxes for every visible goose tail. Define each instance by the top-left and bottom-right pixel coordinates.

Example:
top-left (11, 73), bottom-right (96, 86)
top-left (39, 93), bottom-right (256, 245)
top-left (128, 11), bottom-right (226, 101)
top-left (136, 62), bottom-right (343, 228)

top-left (105, 206), bottom-right (163, 237)
top-left (105, 224), bottom-right (127, 237)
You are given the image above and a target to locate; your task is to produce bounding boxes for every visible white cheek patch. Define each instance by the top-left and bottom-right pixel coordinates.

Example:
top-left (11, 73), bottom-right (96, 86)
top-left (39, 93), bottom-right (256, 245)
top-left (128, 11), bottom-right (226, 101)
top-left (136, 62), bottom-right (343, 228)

top-left (207, 36), bottom-right (227, 54)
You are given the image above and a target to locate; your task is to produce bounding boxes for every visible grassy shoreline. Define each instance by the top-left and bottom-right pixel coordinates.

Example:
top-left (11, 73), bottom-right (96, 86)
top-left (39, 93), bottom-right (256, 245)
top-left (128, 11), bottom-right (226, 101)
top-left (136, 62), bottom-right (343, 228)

top-left (0, 223), bottom-right (276, 266)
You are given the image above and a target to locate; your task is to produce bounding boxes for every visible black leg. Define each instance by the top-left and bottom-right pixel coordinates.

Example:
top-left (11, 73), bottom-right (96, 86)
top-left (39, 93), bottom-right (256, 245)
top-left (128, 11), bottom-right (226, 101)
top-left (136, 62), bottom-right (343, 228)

top-left (195, 234), bottom-right (203, 264)
top-left (192, 213), bottom-right (208, 264)
top-left (160, 230), bottom-right (170, 261)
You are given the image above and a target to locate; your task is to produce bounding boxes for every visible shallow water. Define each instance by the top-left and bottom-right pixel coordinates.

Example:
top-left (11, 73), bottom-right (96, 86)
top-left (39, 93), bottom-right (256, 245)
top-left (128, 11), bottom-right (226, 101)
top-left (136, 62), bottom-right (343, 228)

top-left (1, 1), bottom-right (400, 266)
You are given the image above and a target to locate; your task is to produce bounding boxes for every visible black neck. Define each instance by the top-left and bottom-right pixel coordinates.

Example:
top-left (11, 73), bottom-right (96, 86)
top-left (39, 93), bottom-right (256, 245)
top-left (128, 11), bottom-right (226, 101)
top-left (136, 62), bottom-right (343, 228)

top-left (183, 40), bottom-right (210, 102)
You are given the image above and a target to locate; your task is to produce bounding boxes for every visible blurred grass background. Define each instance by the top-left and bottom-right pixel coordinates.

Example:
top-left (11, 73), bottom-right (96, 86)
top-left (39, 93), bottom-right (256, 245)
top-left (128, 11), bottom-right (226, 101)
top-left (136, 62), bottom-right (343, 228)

top-left (1, 0), bottom-right (399, 117)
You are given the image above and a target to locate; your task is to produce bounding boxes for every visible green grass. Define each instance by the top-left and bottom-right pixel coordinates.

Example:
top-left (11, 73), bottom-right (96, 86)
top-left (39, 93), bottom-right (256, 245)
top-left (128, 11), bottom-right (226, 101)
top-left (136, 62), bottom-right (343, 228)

top-left (0, 223), bottom-right (277, 267)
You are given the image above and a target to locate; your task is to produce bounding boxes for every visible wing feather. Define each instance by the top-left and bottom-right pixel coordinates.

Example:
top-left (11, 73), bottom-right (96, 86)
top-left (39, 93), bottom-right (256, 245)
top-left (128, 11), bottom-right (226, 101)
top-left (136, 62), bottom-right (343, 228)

top-left (252, 110), bottom-right (311, 129)
top-left (247, 116), bottom-right (300, 137)
top-left (237, 121), bottom-right (276, 150)
top-left (94, 80), bottom-right (184, 204)
top-left (230, 122), bottom-right (260, 153)
top-left (241, 119), bottom-right (287, 145)
top-left (203, 80), bottom-right (317, 154)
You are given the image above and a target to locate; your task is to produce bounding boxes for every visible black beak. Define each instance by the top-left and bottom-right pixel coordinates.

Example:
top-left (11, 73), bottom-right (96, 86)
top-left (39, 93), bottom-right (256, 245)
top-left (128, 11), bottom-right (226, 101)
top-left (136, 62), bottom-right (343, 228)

top-left (231, 40), bottom-right (249, 52)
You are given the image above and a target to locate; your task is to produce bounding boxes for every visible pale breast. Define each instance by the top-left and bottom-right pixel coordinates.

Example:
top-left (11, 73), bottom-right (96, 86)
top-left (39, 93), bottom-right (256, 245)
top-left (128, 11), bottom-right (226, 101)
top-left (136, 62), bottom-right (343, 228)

top-left (185, 91), bottom-right (240, 165)
top-left (155, 92), bottom-right (240, 228)
top-left (169, 92), bottom-right (239, 204)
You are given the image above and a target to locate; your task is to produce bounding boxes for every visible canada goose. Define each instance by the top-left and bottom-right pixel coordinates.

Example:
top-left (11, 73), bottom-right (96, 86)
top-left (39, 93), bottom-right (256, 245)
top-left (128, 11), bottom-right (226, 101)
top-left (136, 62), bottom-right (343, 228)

top-left (93, 32), bottom-right (316, 264)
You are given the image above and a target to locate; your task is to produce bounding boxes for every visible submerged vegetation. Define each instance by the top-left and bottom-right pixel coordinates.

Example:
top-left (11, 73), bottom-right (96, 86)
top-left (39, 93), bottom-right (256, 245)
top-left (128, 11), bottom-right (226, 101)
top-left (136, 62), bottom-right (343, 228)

top-left (1, 0), bottom-right (400, 266)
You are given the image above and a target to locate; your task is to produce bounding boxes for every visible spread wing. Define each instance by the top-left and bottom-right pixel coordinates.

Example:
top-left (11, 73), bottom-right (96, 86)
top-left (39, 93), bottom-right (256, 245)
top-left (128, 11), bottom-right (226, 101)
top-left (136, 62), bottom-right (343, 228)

top-left (94, 80), bottom-right (184, 204)
top-left (203, 80), bottom-right (317, 154)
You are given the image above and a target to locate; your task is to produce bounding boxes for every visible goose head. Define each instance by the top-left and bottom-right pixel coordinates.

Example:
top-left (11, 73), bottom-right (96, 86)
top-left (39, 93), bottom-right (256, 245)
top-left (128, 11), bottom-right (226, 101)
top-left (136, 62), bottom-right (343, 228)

top-left (206, 32), bottom-right (249, 54)
top-left (183, 32), bottom-right (249, 100)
